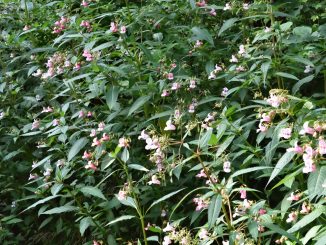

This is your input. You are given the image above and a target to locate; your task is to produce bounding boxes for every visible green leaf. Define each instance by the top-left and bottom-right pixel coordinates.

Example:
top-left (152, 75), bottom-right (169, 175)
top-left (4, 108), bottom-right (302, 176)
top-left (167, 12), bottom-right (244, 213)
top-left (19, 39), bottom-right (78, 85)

top-left (261, 61), bottom-right (271, 85)
top-left (105, 86), bottom-right (120, 110)
top-left (288, 207), bottom-right (326, 233)
top-left (148, 188), bottom-right (186, 211)
top-left (92, 42), bottom-right (113, 52)
top-left (207, 195), bottom-right (222, 229)
top-left (68, 137), bottom-right (89, 161)
top-left (266, 151), bottom-right (296, 187)
top-left (121, 148), bottom-right (129, 162)
top-left (216, 135), bottom-right (235, 157)
top-left (275, 72), bottom-right (299, 80)
top-left (80, 217), bottom-right (93, 236)
top-left (218, 18), bottom-right (238, 36)
top-left (64, 73), bottom-right (93, 84)
top-left (301, 225), bottom-right (322, 245)
top-left (248, 221), bottom-right (259, 240)
top-left (307, 166), bottom-right (326, 199)
top-left (191, 27), bottom-right (214, 46)
top-left (51, 183), bottom-right (63, 196)
top-left (231, 166), bottom-right (272, 178)
top-left (280, 22), bottom-right (293, 32)
top-left (292, 75), bottom-right (314, 94)
top-left (117, 197), bottom-right (138, 209)
top-left (128, 164), bottom-right (149, 172)
top-left (41, 205), bottom-right (78, 215)
top-left (22, 195), bottom-right (60, 212)
top-left (271, 168), bottom-right (301, 190)
top-left (80, 186), bottom-right (107, 200)
top-left (293, 26), bottom-right (312, 37)
top-left (262, 222), bottom-right (300, 243)
top-left (199, 128), bottom-right (213, 149)
top-left (106, 215), bottom-right (136, 226)
top-left (128, 95), bottom-right (151, 116)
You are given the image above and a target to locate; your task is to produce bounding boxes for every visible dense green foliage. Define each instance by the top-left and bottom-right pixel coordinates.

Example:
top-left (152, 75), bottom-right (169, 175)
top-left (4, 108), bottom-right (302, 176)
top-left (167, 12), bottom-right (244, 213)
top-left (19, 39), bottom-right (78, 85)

top-left (0, 0), bottom-right (326, 244)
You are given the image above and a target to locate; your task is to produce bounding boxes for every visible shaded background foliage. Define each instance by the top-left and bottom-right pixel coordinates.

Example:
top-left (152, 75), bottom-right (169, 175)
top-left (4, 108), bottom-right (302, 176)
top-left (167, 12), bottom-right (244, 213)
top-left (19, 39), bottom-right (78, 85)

top-left (0, 0), bottom-right (326, 244)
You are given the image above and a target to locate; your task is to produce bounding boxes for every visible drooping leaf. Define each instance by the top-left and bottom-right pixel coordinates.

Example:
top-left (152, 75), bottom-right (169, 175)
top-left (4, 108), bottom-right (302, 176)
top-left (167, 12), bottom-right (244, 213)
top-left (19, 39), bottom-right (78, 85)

top-left (68, 137), bottom-right (89, 161)
top-left (80, 217), bottom-right (93, 236)
top-left (191, 27), bottom-right (214, 46)
top-left (41, 205), bottom-right (78, 215)
top-left (207, 195), bottom-right (222, 229)
top-left (148, 188), bottom-right (186, 211)
top-left (80, 186), bottom-right (107, 200)
top-left (128, 95), bottom-right (151, 116)
top-left (218, 18), bottom-right (238, 36)
top-left (288, 207), bottom-right (325, 233)
top-left (307, 166), bottom-right (326, 199)
top-left (266, 151), bottom-right (296, 187)
top-left (106, 215), bottom-right (136, 226)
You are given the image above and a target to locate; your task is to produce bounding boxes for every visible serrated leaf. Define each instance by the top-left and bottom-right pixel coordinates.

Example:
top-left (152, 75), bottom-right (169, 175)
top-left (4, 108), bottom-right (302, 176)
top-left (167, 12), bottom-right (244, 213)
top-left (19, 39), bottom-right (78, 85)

top-left (275, 72), bottom-right (299, 80)
top-left (216, 135), bottom-right (235, 157)
top-left (128, 95), bottom-right (151, 116)
top-left (199, 128), bottom-right (213, 149)
top-left (22, 195), bottom-right (60, 212)
top-left (68, 137), bottom-right (89, 161)
top-left (148, 188), bottom-right (186, 211)
top-left (266, 151), bottom-right (295, 187)
top-left (106, 215), bottom-right (136, 226)
top-left (117, 196), bottom-right (138, 209)
top-left (307, 166), bottom-right (326, 199)
top-left (191, 27), bottom-right (214, 46)
top-left (41, 205), bottom-right (77, 215)
top-left (292, 75), bottom-right (314, 94)
top-left (218, 18), bottom-right (238, 36)
top-left (288, 207), bottom-right (325, 233)
top-left (231, 166), bottom-right (272, 178)
top-left (80, 217), bottom-right (93, 236)
top-left (208, 195), bottom-right (222, 229)
top-left (80, 186), bottom-right (106, 200)
top-left (128, 164), bottom-right (149, 172)
top-left (261, 61), bottom-right (271, 85)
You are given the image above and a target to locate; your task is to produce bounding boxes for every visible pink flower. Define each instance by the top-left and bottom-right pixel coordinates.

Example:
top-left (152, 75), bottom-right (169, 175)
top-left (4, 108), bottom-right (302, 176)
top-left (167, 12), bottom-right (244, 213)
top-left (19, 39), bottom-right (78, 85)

top-left (229, 55), bottom-right (238, 63)
top-left (221, 87), bottom-right (228, 97)
top-left (82, 50), bottom-right (93, 61)
top-left (261, 113), bottom-right (273, 123)
top-left (266, 93), bottom-right (288, 107)
top-left (236, 65), bottom-right (246, 72)
top-left (188, 104), bottom-right (195, 113)
top-left (120, 26), bottom-right (127, 34)
top-left (163, 236), bottom-right (172, 245)
top-left (167, 73), bottom-right (174, 80)
top-left (98, 122), bottom-right (105, 131)
top-left (148, 175), bottom-right (161, 185)
top-left (110, 22), bottom-right (118, 32)
top-left (92, 137), bottom-right (101, 147)
top-left (163, 223), bottom-right (174, 232)
top-left (318, 137), bottom-right (326, 155)
top-left (42, 106), bottom-right (53, 113)
top-left (209, 8), bottom-right (216, 16)
top-left (171, 82), bottom-right (181, 90)
top-left (81, 0), bottom-right (88, 7)
top-left (299, 122), bottom-right (315, 135)
top-left (161, 89), bottom-right (170, 97)
top-left (79, 110), bottom-right (85, 118)
top-left (287, 192), bottom-right (301, 201)
top-left (240, 189), bottom-right (247, 199)
top-left (74, 62), bottom-right (81, 70)
top-left (286, 211), bottom-right (297, 223)
top-left (300, 202), bottom-right (311, 214)
top-left (118, 137), bottom-right (129, 148)
top-left (164, 120), bottom-right (176, 131)
top-left (223, 3), bottom-right (232, 11)
top-left (196, 0), bottom-right (206, 7)
top-left (117, 190), bottom-right (127, 200)
top-left (279, 128), bottom-right (292, 139)
top-left (196, 169), bottom-right (207, 178)
top-left (28, 174), bottom-right (38, 180)
top-left (93, 241), bottom-right (100, 245)
top-left (223, 161), bottom-right (231, 173)
top-left (259, 208), bottom-right (267, 215)
top-left (198, 228), bottom-right (209, 239)
top-left (174, 109), bottom-right (181, 119)
top-left (189, 80), bottom-right (196, 89)
top-left (145, 138), bottom-right (160, 150)
top-left (90, 129), bottom-right (96, 137)
top-left (82, 151), bottom-right (92, 160)
top-left (243, 3), bottom-right (250, 10)
top-left (52, 119), bottom-right (60, 126)
top-left (85, 161), bottom-right (97, 170)
top-left (238, 44), bottom-right (246, 55)
top-left (23, 25), bottom-right (31, 31)
top-left (194, 40), bottom-right (203, 48)
top-left (101, 133), bottom-right (110, 142)
top-left (193, 197), bottom-right (209, 211)
top-left (287, 142), bottom-right (304, 154)
top-left (87, 111), bottom-right (93, 117)
top-left (31, 119), bottom-right (40, 130)
top-left (138, 130), bottom-right (150, 140)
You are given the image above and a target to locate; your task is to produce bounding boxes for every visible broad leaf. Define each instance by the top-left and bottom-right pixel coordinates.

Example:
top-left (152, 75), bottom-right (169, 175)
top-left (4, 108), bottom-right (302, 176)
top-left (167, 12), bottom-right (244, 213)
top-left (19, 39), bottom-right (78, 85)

top-left (68, 137), bottom-right (89, 161)
top-left (80, 186), bottom-right (107, 200)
